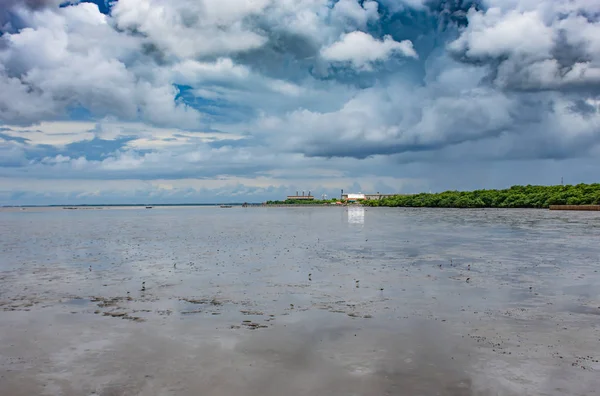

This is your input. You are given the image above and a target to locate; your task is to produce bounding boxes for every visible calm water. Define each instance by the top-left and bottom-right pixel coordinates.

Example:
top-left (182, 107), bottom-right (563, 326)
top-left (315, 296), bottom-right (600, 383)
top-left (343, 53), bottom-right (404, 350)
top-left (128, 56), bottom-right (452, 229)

top-left (1, 207), bottom-right (599, 395)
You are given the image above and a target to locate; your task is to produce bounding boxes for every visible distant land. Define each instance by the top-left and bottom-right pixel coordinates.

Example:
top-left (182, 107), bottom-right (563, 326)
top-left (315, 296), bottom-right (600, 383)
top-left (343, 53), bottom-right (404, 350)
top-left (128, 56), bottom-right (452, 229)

top-left (0, 203), bottom-right (259, 208)
top-left (3, 184), bottom-right (600, 209)
top-left (363, 184), bottom-right (600, 209)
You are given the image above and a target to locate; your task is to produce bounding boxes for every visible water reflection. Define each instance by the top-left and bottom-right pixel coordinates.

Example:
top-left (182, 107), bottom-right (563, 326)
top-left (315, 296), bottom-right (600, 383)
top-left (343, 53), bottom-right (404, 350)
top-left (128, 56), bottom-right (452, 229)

top-left (1, 207), bottom-right (600, 396)
top-left (347, 206), bottom-right (365, 224)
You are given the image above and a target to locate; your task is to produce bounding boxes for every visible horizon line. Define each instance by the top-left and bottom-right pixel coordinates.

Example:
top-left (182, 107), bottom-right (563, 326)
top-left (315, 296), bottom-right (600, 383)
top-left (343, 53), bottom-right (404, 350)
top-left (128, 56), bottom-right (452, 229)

top-left (1, 203), bottom-right (264, 208)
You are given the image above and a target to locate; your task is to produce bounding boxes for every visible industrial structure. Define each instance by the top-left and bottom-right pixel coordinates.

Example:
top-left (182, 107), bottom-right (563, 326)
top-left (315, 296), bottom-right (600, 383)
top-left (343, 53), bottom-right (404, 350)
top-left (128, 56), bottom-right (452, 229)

top-left (286, 191), bottom-right (314, 200)
top-left (282, 190), bottom-right (400, 202)
top-left (341, 190), bottom-right (399, 201)
top-left (345, 193), bottom-right (365, 202)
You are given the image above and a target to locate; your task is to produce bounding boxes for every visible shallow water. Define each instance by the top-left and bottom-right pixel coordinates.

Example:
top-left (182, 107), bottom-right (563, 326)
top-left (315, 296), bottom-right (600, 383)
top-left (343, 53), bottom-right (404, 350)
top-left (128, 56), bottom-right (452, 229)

top-left (1, 207), bottom-right (599, 395)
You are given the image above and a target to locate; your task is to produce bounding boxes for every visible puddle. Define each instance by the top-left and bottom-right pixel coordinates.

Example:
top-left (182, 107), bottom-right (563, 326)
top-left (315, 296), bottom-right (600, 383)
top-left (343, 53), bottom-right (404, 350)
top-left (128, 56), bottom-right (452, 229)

top-left (64, 298), bottom-right (90, 306)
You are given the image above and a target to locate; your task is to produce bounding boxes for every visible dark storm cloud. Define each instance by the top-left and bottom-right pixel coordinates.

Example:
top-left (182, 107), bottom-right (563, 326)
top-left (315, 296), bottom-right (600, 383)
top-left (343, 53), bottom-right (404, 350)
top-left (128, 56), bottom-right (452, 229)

top-left (233, 31), bottom-right (320, 83)
top-left (569, 99), bottom-right (598, 116)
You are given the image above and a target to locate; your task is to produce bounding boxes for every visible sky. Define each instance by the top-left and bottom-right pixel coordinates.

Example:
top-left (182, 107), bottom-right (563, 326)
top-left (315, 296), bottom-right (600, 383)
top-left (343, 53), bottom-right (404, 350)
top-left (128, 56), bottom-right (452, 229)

top-left (0, 0), bottom-right (599, 204)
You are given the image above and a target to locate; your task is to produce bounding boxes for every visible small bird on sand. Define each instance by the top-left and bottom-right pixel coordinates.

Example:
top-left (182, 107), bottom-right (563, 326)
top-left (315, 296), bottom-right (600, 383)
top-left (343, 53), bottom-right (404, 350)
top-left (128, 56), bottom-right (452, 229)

top-left (141, 281), bottom-right (146, 292)
top-left (466, 278), bottom-right (470, 282)
top-left (89, 265), bottom-right (92, 271)
top-left (467, 265), bottom-right (471, 271)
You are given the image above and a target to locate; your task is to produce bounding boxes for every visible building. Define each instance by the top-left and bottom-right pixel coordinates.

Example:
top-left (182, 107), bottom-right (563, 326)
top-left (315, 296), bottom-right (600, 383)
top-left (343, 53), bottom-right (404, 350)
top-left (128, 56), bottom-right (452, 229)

top-left (341, 192), bottom-right (400, 201)
top-left (363, 193), bottom-right (400, 200)
top-left (345, 193), bottom-right (366, 202)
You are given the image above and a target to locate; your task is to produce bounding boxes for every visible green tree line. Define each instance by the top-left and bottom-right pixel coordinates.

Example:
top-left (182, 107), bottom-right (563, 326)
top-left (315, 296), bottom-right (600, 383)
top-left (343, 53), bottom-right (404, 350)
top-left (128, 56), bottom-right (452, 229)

top-left (363, 184), bottom-right (600, 208)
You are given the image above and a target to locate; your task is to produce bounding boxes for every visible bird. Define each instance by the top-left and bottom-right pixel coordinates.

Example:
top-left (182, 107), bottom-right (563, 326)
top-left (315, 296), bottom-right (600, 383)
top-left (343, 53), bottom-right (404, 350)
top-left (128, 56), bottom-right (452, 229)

top-left (141, 281), bottom-right (146, 292)
top-left (467, 265), bottom-right (471, 271)
top-left (466, 278), bottom-right (470, 282)
top-left (89, 265), bottom-right (92, 271)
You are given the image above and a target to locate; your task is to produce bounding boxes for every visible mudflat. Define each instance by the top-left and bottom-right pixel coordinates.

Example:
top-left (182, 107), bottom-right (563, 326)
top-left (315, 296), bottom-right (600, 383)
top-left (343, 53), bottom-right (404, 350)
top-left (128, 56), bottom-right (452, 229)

top-left (1, 207), bottom-right (599, 395)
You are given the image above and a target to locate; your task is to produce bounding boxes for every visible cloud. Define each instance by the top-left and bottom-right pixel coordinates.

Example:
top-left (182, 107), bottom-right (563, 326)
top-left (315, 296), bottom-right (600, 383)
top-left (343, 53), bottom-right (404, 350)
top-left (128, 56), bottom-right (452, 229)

top-left (0, 120), bottom-right (245, 151)
top-left (172, 58), bottom-right (251, 84)
top-left (449, 9), bottom-right (554, 59)
top-left (0, 2), bottom-right (202, 127)
top-left (0, 172), bottom-right (421, 205)
top-left (111, 0), bottom-right (270, 59)
top-left (321, 31), bottom-right (417, 70)
top-left (0, 0), bottom-right (62, 29)
top-left (254, 74), bottom-right (518, 159)
top-left (331, 0), bottom-right (379, 29)
top-left (1, 0), bottom-right (600, 204)
top-left (449, 1), bottom-right (600, 91)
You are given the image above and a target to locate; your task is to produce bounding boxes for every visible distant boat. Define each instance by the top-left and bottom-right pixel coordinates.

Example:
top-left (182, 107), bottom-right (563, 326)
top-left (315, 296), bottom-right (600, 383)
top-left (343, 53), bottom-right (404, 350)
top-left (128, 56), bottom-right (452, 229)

top-left (145, 206), bottom-right (153, 209)
top-left (220, 205), bottom-right (233, 208)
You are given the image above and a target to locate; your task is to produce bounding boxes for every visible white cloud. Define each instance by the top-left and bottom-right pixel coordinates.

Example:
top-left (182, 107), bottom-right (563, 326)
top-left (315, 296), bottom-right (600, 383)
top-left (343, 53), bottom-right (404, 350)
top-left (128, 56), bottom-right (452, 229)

top-left (0, 69), bottom-right (60, 124)
top-left (171, 58), bottom-right (251, 84)
top-left (449, 9), bottom-right (554, 60)
top-left (0, 2), bottom-right (202, 127)
top-left (255, 80), bottom-right (516, 157)
top-left (449, 1), bottom-right (600, 90)
top-left (111, 0), bottom-right (270, 58)
top-left (2, 121), bottom-right (96, 145)
top-left (331, 0), bottom-right (379, 29)
top-left (321, 31), bottom-right (417, 70)
top-left (267, 80), bottom-right (305, 96)
top-left (1, 120), bottom-right (245, 152)
top-left (0, 172), bottom-right (420, 205)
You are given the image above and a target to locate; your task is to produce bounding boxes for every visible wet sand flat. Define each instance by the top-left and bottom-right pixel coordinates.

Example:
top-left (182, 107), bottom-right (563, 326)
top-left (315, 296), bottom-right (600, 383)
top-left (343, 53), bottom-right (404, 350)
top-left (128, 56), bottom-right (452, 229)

top-left (1, 207), bottom-right (599, 395)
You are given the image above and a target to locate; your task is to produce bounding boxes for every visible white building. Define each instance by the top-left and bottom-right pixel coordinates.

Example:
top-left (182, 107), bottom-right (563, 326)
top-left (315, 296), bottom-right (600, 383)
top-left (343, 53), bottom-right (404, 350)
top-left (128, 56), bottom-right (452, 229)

top-left (345, 193), bottom-right (366, 201)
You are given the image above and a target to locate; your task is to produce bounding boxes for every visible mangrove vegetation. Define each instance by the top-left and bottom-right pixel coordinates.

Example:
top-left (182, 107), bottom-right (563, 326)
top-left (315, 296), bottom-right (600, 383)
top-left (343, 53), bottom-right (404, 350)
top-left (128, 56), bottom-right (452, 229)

top-left (363, 184), bottom-right (600, 208)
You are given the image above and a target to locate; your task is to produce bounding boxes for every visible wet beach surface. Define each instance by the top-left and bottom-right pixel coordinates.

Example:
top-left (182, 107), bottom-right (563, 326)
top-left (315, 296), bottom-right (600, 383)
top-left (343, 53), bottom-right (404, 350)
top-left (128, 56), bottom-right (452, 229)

top-left (1, 206), bottom-right (599, 396)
